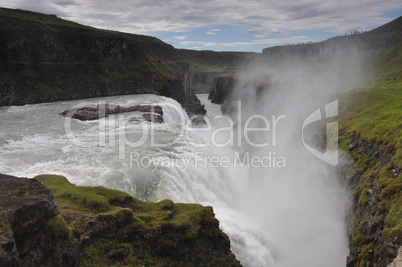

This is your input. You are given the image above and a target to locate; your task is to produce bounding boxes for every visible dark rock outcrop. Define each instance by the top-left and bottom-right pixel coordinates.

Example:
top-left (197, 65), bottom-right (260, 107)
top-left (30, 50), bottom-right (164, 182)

top-left (61, 104), bottom-right (164, 122)
top-left (208, 76), bottom-right (236, 104)
top-left (191, 71), bottom-right (224, 94)
top-left (0, 174), bottom-right (241, 266)
top-left (0, 174), bottom-right (75, 266)
top-left (185, 95), bottom-right (207, 116)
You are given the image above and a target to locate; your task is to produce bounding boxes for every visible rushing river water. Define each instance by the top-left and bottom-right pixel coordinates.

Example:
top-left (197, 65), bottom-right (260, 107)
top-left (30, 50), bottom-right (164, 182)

top-left (0, 92), bottom-right (349, 266)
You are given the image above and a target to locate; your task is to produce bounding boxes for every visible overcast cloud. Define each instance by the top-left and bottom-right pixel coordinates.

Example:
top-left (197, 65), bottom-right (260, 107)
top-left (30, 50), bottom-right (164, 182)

top-left (1, 0), bottom-right (401, 51)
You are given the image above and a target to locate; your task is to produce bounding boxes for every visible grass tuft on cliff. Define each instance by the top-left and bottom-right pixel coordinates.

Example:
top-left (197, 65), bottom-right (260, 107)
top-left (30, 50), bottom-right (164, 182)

top-left (35, 174), bottom-right (142, 213)
top-left (35, 174), bottom-right (240, 266)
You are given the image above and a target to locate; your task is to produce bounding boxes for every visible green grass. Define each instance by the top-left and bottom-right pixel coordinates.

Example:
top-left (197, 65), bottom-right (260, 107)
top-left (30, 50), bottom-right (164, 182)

top-left (35, 174), bottom-right (141, 213)
top-left (338, 72), bottom-right (402, 264)
top-left (336, 31), bottom-right (402, 263)
top-left (365, 34), bottom-right (402, 80)
top-left (340, 80), bottom-right (402, 167)
top-left (339, 80), bottom-right (402, 245)
top-left (33, 174), bottom-right (236, 266)
top-left (34, 174), bottom-right (211, 234)
top-left (177, 49), bottom-right (257, 73)
top-left (0, 7), bottom-right (146, 39)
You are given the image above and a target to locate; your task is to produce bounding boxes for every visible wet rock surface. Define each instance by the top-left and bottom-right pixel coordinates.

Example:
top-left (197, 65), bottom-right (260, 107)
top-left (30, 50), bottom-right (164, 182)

top-left (208, 76), bottom-right (236, 104)
top-left (61, 104), bottom-right (164, 123)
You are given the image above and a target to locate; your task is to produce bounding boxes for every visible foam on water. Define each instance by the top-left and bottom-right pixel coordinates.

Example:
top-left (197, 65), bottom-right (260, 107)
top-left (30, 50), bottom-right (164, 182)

top-left (0, 94), bottom-right (277, 266)
top-left (0, 87), bottom-right (351, 266)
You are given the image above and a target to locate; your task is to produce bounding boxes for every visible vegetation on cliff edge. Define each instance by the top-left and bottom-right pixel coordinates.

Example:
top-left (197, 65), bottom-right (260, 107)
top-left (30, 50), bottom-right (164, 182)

top-left (337, 30), bottom-right (402, 266)
top-left (35, 174), bottom-right (240, 266)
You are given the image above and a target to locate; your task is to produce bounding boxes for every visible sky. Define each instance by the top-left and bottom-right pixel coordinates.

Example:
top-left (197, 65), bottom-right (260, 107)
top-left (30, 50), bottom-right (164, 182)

top-left (1, 0), bottom-right (402, 52)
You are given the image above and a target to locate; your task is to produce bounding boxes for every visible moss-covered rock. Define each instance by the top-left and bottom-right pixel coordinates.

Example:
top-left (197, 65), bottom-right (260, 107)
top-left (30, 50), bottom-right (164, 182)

top-left (0, 173), bottom-right (241, 266)
top-left (0, 173), bottom-right (76, 266)
top-left (338, 79), bottom-right (402, 266)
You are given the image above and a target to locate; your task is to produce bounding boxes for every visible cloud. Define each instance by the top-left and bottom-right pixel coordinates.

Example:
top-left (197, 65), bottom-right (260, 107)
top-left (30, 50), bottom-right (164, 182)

top-left (3, 0), bottom-right (401, 35)
top-left (173, 36), bottom-right (187, 40)
top-left (53, 0), bottom-right (77, 6)
top-left (207, 28), bottom-right (221, 35)
top-left (1, 0), bottom-right (401, 51)
top-left (175, 35), bottom-right (312, 48)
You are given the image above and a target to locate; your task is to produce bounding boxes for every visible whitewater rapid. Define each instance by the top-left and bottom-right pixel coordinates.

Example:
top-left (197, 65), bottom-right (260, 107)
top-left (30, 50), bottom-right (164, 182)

top-left (0, 92), bottom-right (349, 267)
top-left (0, 94), bottom-right (276, 266)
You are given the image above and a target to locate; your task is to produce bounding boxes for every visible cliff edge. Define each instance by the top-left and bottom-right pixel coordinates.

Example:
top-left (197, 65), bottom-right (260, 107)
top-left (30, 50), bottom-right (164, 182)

top-left (0, 174), bottom-right (241, 266)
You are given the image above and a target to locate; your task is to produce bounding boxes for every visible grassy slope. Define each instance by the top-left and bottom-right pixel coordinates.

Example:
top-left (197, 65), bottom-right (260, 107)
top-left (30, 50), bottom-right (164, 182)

top-left (0, 7), bottom-right (173, 49)
top-left (35, 174), bottom-right (238, 266)
top-left (175, 49), bottom-right (258, 76)
top-left (338, 32), bottom-right (402, 265)
top-left (0, 8), bottom-right (181, 105)
top-left (0, 8), bottom-right (255, 106)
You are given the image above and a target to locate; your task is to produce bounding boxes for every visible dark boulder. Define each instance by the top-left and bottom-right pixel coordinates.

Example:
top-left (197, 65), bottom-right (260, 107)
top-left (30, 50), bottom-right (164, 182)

top-left (61, 104), bottom-right (164, 123)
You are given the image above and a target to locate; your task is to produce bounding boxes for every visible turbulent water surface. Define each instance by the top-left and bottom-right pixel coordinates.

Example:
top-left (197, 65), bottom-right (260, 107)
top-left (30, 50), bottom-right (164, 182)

top-left (0, 93), bottom-right (348, 267)
top-left (1, 43), bottom-right (364, 267)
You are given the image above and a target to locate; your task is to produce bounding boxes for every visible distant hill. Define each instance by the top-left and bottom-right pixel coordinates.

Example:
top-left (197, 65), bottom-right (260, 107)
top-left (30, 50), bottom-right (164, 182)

top-left (262, 16), bottom-right (402, 81)
top-left (369, 16), bottom-right (402, 34)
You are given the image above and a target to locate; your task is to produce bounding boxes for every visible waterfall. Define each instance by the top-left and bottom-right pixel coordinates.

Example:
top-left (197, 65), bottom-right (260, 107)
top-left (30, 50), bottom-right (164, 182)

top-left (0, 40), bottom-right (365, 267)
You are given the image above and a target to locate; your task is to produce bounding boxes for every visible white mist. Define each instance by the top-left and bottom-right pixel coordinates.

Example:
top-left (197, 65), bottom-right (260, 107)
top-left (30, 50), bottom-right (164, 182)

top-left (212, 44), bottom-right (366, 267)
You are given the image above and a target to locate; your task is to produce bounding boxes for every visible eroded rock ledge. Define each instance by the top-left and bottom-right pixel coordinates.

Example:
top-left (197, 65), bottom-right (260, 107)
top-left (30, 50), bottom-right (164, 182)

top-left (0, 174), bottom-right (241, 267)
top-left (61, 104), bottom-right (164, 123)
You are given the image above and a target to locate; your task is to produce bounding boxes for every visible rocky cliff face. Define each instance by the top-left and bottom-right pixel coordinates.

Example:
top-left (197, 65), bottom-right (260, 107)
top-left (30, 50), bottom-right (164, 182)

top-left (0, 174), bottom-right (241, 267)
top-left (208, 76), bottom-right (236, 104)
top-left (0, 8), bottom-right (256, 117)
top-left (0, 8), bottom-right (184, 107)
top-left (0, 174), bottom-right (74, 266)
top-left (191, 71), bottom-right (222, 94)
top-left (340, 133), bottom-right (401, 267)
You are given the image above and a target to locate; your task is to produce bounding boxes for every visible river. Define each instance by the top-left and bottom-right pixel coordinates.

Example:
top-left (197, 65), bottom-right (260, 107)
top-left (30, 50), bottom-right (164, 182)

top-left (0, 91), bottom-right (349, 267)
